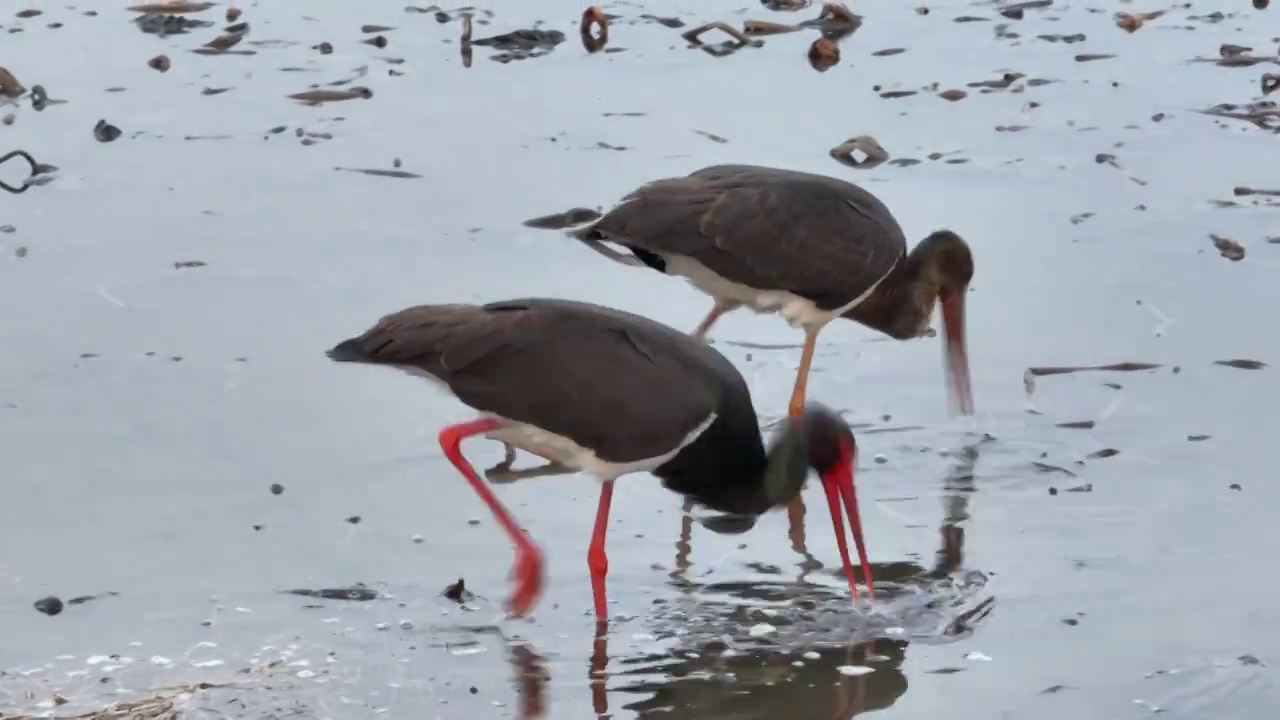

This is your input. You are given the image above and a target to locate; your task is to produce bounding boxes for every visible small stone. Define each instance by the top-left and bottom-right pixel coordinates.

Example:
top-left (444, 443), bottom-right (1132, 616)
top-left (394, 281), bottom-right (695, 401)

top-left (269, 483), bottom-right (284, 495)
top-left (345, 515), bottom-right (361, 524)
top-left (34, 596), bottom-right (63, 616)
top-left (226, 7), bottom-right (242, 22)
top-left (873, 454), bottom-right (888, 464)
top-left (443, 578), bottom-right (466, 602)
top-left (93, 119), bottom-right (122, 143)
top-left (375, 622), bottom-right (390, 631)
top-left (398, 619), bottom-right (414, 630)
top-left (412, 534), bottom-right (425, 544)
top-left (837, 665), bottom-right (875, 676)
top-left (147, 55), bottom-right (171, 72)
top-left (747, 623), bottom-right (776, 637)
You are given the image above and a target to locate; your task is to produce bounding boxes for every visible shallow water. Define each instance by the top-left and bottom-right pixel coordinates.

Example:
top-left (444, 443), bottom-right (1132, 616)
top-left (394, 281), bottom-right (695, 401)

top-left (2, 0), bottom-right (1279, 717)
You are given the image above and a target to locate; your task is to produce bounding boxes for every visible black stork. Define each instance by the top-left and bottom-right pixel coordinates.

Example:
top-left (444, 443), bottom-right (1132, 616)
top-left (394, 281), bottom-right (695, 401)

top-left (327, 298), bottom-right (874, 618)
top-left (565, 164), bottom-right (976, 419)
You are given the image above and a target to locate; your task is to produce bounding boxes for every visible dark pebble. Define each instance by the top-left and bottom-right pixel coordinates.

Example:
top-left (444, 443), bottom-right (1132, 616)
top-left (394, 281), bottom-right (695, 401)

top-left (93, 119), bottom-right (122, 143)
top-left (345, 515), bottom-right (361, 524)
top-left (270, 483), bottom-right (284, 495)
top-left (34, 596), bottom-right (64, 616)
top-left (443, 578), bottom-right (466, 602)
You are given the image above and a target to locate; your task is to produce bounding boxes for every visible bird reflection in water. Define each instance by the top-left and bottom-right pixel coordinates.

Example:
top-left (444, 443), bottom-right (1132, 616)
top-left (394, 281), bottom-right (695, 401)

top-left (502, 436), bottom-right (993, 717)
top-left (505, 626), bottom-right (908, 720)
top-left (618, 636), bottom-right (909, 719)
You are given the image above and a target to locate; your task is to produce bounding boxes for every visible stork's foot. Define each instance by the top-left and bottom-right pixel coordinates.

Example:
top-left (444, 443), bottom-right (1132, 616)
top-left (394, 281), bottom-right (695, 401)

top-left (485, 460), bottom-right (575, 484)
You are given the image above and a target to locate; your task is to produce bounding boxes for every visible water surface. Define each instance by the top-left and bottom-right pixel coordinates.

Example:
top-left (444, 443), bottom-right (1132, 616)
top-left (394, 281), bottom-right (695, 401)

top-left (2, 0), bottom-right (1279, 717)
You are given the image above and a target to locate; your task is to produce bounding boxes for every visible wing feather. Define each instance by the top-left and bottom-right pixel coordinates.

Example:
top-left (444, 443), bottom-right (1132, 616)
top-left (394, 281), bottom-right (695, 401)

top-left (587, 165), bottom-right (908, 309)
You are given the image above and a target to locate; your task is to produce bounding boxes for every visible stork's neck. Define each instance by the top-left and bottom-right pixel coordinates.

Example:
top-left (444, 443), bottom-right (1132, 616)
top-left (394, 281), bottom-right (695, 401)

top-left (843, 230), bottom-right (972, 340)
top-left (843, 252), bottom-right (938, 340)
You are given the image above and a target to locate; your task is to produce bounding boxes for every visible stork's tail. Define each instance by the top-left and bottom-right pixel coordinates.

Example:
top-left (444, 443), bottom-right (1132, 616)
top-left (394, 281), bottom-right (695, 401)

top-left (326, 337), bottom-right (373, 363)
top-left (567, 224), bottom-right (644, 267)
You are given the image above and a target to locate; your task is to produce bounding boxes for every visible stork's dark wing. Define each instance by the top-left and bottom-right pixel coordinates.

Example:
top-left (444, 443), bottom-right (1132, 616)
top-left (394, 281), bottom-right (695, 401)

top-left (328, 300), bottom-right (721, 464)
top-left (584, 164), bottom-right (908, 311)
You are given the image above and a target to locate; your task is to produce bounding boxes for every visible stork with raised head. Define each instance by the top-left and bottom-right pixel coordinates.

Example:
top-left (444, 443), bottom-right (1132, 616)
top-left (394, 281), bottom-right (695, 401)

top-left (565, 164), bottom-right (976, 418)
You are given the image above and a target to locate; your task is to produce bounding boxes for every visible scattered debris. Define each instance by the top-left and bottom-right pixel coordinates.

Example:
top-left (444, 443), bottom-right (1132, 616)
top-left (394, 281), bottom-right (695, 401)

top-left (285, 585), bottom-right (381, 601)
top-left (1210, 233), bottom-right (1246, 261)
top-left (1115, 10), bottom-right (1164, 33)
top-left (1214, 358), bottom-right (1267, 369)
top-left (289, 87), bottom-right (373, 105)
top-left (34, 596), bottom-right (63, 616)
top-left (93, 119), bottom-right (122, 143)
top-left (335, 167), bottom-right (423, 178)
top-left (829, 135), bottom-right (889, 169)
top-left (581, 6), bottom-right (608, 53)
top-left (0, 66), bottom-right (24, 97)
top-left (444, 577), bottom-right (469, 602)
top-left (808, 38), bottom-right (840, 71)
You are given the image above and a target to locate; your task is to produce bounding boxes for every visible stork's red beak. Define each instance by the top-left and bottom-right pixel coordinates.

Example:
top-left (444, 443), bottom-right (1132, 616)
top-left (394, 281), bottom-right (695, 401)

top-left (941, 289), bottom-right (974, 416)
top-left (820, 440), bottom-right (874, 599)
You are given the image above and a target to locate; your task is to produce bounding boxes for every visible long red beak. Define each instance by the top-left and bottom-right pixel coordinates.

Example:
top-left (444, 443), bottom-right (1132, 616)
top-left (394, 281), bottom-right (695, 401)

top-left (820, 442), bottom-right (874, 599)
top-left (941, 289), bottom-right (974, 416)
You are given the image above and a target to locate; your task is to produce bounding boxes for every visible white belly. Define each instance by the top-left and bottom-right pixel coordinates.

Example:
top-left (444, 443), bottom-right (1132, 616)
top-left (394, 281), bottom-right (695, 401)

top-left (483, 412), bottom-right (718, 481)
top-left (663, 253), bottom-right (892, 330)
top-left (396, 360), bottom-right (720, 481)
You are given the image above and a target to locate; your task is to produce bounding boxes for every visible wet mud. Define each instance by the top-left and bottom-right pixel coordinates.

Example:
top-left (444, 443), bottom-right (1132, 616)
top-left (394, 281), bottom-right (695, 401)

top-left (3, 0), bottom-right (1280, 718)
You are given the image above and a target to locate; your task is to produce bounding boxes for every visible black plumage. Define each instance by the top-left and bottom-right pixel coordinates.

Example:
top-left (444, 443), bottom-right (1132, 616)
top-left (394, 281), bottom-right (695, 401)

top-left (574, 164), bottom-right (906, 311)
top-left (328, 297), bottom-right (770, 513)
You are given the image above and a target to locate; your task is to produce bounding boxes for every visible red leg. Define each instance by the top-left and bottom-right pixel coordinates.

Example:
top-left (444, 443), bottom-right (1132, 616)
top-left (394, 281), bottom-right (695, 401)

top-left (439, 419), bottom-right (544, 618)
top-left (692, 301), bottom-right (735, 339)
top-left (788, 329), bottom-right (819, 417)
top-left (588, 480), bottom-right (615, 618)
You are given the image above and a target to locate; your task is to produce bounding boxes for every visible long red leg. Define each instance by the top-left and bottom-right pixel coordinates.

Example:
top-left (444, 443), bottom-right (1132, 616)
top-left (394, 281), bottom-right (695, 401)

top-left (821, 479), bottom-right (859, 598)
top-left (692, 301), bottom-right (733, 339)
top-left (788, 329), bottom-right (819, 417)
top-left (588, 480), bottom-right (615, 618)
top-left (438, 419), bottom-right (544, 618)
